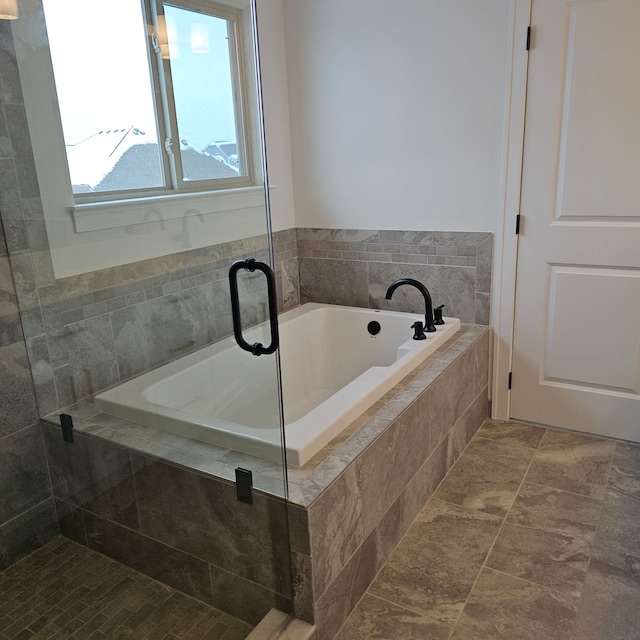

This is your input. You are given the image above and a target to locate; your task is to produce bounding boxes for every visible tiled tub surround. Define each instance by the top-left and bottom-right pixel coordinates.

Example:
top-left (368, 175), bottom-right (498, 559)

top-left (297, 229), bottom-right (492, 326)
top-left (42, 323), bottom-right (489, 638)
top-left (41, 421), bottom-right (294, 628)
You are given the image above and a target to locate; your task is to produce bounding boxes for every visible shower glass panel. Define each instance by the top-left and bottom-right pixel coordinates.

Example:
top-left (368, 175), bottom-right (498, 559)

top-left (4, 0), bottom-right (291, 629)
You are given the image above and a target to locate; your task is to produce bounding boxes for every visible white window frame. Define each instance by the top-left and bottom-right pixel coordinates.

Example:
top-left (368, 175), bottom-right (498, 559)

top-left (12, 0), bottom-right (268, 278)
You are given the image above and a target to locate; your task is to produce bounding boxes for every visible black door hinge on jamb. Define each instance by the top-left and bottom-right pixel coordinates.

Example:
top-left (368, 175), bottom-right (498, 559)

top-left (515, 215), bottom-right (521, 235)
top-left (60, 413), bottom-right (74, 443)
top-left (508, 372), bottom-right (513, 390)
top-left (526, 26), bottom-right (531, 50)
top-left (235, 467), bottom-right (253, 504)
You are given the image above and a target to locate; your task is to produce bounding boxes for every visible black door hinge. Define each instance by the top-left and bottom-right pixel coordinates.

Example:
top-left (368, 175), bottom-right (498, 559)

top-left (526, 26), bottom-right (531, 50)
top-left (515, 214), bottom-right (521, 235)
top-left (508, 372), bottom-right (513, 390)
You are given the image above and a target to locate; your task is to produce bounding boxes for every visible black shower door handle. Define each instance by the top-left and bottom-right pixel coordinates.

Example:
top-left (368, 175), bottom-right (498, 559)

top-left (228, 259), bottom-right (279, 356)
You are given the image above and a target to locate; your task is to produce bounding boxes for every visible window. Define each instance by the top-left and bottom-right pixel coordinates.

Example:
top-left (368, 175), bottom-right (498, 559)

top-left (42, 0), bottom-right (254, 201)
top-left (12, 0), bottom-right (266, 277)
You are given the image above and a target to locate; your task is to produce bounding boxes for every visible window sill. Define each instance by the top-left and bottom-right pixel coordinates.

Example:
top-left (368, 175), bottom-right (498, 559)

top-left (69, 186), bottom-right (269, 233)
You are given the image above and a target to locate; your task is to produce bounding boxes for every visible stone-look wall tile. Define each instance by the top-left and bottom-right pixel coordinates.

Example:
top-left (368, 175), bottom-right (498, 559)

top-left (433, 232), bottom-right (491, 246)
top-left (0, 425), bottom-right (51, 524)
top-left (288, 503), bottom-right (311, 556)
top-left (446, 389), bottom-right (489, 466)
top-left (110, 301), bottom-right (152, 380)
top-left (291, 551), bottom-right (314, 624)
top-left (300, 258), bottom-right (369, 307)
top-left (55, 498), bottom-right (87, 546)
top-left (360, 400), bottom-right (432, 535)
top-left (308, 464), bottom-right (364, 598)
top-left (0, 498), bottom-right (58, 571)
top-left (134, 458), bottom-right (291, 594)
top-left (313, 535), bottom-right (380, 640)
top-left (47, 314), bottom-right (120, 405)
top-left (82, 510), bottom-right (213, 605)
top-left (472, 330), bottom-right (490, 396)
top-left (209, 565), bottom-right (292, 626)
top-left (475, 236), bottom-right (493, 294)
top-left (0, 255), bottom-right (24, 346)
top-left (145, 284), bottom-right (216, 366)
top-left (278, 257), bottom-right (300, 312)
top-left (298, 228), bottom-right (379, 245)
top-left (424, 348), bottom-right (476, 454)
top-left (42, 426), bottom-right (139, 530)
top-left (475, 292), bottom-right (490, 326)
top-left (0, 341), bottom-right (39, 438)
top-left (368, 262), bottom-right (476, 324)
top-left (0, 218), bottom-right (6, 256)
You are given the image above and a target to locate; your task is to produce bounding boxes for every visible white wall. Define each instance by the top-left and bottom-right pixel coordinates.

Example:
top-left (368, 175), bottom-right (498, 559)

top-left (256, 0), bottom-right (296, 232)
top-left (281, 0), bottom-right (512, 232)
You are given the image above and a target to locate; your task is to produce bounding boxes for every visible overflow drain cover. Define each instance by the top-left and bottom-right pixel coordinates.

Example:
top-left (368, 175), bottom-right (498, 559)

top-left (367, 321), bottom-right (381, 336)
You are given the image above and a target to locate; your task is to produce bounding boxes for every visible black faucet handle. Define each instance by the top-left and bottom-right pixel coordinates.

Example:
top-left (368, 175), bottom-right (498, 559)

top-left (434, 304), bottom-right (445, 325)
top-left (411, 321), bottom-right (427, 340)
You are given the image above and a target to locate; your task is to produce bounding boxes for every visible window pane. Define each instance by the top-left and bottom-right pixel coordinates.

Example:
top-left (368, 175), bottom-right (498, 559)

top-left (163, 4), bottom-right (245, 182)
top-left (42, 0), bottom-right (164, 194)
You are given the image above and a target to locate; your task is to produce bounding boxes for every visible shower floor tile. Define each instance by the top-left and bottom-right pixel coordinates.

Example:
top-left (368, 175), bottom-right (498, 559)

top-left (335, 421), bottom-right (640, 640)
top-left (0, 537), bottom-right (252, 640)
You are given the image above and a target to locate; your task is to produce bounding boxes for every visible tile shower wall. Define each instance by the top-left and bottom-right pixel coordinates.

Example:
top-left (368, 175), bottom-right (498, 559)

top-left (297, 228), bottom-right (492, 325)
top-left (0, 226), bottom-right (56, 570)
top-left (42, 422), bottom-right (293, 626)
top-left (0, 22), bottom-right (57, 569)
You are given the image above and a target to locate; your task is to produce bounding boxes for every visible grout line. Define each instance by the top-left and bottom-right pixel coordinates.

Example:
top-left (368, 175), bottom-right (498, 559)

top-left (448, 423), bottom-right (547, 637)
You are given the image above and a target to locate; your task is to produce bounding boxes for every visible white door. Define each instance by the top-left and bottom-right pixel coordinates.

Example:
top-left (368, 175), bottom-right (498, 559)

top-left (510, 0), bottom-right (640, 442)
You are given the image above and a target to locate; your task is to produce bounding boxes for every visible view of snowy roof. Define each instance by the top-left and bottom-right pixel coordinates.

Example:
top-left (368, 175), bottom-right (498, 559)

top-left (66, 127), bottom-right (239, 193)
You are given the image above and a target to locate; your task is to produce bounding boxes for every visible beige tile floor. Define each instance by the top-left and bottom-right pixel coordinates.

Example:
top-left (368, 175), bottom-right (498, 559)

top-left (335, 419), bottom-right (640, 640)
top-left (0, 537), bottom-right (252, 640)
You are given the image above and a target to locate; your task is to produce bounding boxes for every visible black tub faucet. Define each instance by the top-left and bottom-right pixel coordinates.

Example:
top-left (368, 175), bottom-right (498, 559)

top-left (385, 278), bottom-right (437, 333)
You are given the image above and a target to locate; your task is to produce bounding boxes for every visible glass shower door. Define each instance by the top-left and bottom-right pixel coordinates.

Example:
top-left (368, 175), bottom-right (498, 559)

top-left (6, 0), bottom-right (291, 631)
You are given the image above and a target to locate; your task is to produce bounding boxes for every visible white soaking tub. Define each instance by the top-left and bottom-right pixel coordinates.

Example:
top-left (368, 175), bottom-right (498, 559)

top-left (95, 303), bottom-right (460, 466)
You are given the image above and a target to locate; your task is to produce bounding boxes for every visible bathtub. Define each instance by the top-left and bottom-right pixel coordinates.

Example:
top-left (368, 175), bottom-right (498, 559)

top-left (94, 303), bottom-right (460, 466)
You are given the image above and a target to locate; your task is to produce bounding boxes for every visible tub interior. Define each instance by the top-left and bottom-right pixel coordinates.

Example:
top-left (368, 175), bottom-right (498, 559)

top-left (95, 303), bottom-right (460, 465)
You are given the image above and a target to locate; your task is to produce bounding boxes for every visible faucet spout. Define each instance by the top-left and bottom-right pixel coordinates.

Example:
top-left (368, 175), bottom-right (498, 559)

top-left (384, 278), bottom-right (437, 333)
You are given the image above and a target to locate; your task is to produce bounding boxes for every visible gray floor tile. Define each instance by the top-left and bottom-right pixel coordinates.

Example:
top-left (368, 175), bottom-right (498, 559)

top-left (486, 523), bottom-right (592, 597)
top-left (607, 465), bottom-right (640, 503)
top-left (526, 430), bottom-right (615, 499)
top-left (486, 482), bottom-right (601, 596)
top-left (0, 537), bottom-right (253, 640)
top-left (434, 436), bottom-right (536, 517)
top-left (450, 568), bottom-right (578, 640)
top-left (595, 488), bottom-right (640, 558)
top-left (476, 419), bottom-right (546, 449)
top-left (334, 594), bottom-right (451, 640)
top-left (571, 546), bottom-right (640, 640)
top-left (613, 442), bottom-right (640, 472)
top-left (369, 499), bottom-right (502, 625)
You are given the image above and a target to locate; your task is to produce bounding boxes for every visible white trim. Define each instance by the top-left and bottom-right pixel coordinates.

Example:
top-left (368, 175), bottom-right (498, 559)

top-left (70, 186), bottom-right (268, 232)
top-left (491, 0), bottom-right (531, 420)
